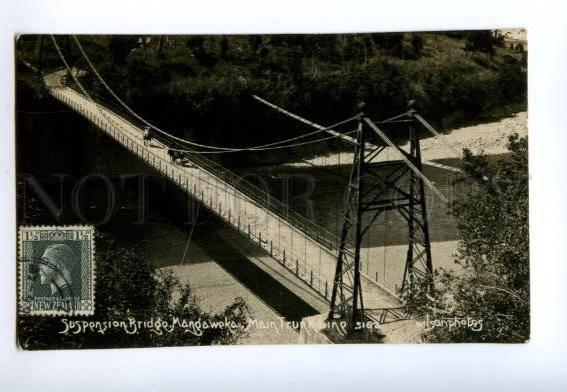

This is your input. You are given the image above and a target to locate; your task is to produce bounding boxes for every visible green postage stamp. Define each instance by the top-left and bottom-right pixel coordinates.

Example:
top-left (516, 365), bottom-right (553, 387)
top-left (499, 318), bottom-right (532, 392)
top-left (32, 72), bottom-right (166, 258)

top-left (18, 226), bottom-right (95, 316)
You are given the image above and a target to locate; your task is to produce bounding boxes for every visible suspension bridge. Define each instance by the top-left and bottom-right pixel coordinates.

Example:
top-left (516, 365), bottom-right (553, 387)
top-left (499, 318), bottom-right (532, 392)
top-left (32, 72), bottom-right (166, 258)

top-left (25, 35), bottom-right (463, 337)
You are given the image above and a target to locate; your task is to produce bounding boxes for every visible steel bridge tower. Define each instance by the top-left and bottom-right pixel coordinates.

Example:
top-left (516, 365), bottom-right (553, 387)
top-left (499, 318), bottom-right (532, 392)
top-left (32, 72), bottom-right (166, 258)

top-left (328, 104), bottom-right (435, 330)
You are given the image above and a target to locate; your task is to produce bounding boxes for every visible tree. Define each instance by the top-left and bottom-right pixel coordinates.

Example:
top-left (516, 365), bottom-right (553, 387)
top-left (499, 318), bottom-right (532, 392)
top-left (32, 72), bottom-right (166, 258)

top-left (186, 36), bottom-right (217, 66)
top-left (371, 32), bottom-right (404, 57)
top-left (422, 134), bottom-right (529, 343)
top-left (464, 31), bottom-right (497, 55)
top-left (287, 45), bottom-right (304, 77)
top-left (410, 34), bottom-right (424, 57)
top-left (107, 36), bottom-right (139, 64)
top-left (18, 235), bottom-right (251, 349)
top-left (220, 35), bottom-right (229, 59)
top-left (248, 35), bottom-right (262, 56)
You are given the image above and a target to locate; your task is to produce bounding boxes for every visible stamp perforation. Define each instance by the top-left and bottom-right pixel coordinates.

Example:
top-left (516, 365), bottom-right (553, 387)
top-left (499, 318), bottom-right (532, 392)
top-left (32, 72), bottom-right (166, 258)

top-left (18, 225), bottom-right (96, 317)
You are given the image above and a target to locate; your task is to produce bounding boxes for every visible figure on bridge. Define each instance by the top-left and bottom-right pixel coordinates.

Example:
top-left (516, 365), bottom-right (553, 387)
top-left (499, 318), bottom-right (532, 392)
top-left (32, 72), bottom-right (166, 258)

top-left (167, 147), bottom-right (184, 163)
top-left (143, 126), bottom-right (152, 146)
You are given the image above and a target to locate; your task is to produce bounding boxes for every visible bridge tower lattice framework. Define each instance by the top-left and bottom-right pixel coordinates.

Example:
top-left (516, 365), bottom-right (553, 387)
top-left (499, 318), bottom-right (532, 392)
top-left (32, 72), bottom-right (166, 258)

top-left (328, 104), bottom-right (435, 330)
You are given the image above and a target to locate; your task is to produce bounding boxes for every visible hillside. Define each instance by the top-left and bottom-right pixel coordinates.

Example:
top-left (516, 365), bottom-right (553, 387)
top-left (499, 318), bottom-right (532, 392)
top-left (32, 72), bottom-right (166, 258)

top-left (16, 31), bottom-right (527, 164)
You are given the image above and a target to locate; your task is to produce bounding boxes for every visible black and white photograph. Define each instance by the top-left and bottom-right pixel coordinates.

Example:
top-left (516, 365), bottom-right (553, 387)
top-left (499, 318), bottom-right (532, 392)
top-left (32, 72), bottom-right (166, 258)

top-left (15, 30), bottom-right (528, 346)
top-left (3, 1), bottom-right (567, 391)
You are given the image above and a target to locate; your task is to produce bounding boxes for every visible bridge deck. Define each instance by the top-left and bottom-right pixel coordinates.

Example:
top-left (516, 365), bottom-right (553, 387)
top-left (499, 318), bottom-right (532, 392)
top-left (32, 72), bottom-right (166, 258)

top-left (48, 82), bottom-right (401, 315)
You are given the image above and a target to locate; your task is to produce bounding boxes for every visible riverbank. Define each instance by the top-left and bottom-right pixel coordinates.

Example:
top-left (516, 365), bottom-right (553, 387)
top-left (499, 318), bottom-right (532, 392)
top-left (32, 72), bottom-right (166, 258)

top-left (133, 221), bottom-right (304, 345)
top-left (286, 111), bottom-right (528, 168)
top-left (164, 262), bottom-right (301, 345)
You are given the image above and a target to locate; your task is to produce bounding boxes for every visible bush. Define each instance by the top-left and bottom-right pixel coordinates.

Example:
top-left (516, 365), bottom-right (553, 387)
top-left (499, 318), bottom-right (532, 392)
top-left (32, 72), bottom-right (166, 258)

top-left (18, 235), bottom-right (251, 349)
top-left (464, 31), bottom-right (497, 55)
top-left (422, 134), bottom-right (529, 343)
top-left (33, 32), bottom-right (527, 164)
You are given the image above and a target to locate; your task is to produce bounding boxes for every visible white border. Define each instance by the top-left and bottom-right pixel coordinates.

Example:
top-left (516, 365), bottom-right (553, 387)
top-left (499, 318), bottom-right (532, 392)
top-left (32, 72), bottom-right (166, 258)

top-left (2, 0), bottom-right (567, 391)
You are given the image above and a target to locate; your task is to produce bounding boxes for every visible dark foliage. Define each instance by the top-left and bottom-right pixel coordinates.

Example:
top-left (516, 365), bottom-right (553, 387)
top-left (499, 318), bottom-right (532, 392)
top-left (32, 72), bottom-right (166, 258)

top-left (18, 235), bottom-right (251, 349)
top-left (421, 134), bottom-right (529, 343)
top-left (464, 30), bottom-right (502, 55)
top-left (16, 31), bottom-right (527, 166)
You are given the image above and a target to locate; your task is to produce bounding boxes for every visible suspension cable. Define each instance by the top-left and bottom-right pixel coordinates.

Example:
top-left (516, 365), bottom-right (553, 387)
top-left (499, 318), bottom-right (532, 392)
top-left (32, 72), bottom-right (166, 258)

top-left (72, 35), bottom-right (358, 152)
top-left (50, 35), bottom-right (344, 251)
top-left (363, 117), bottom-right (448, 203)
top-left (167, 130), bottom-right (358, 154)
top-left (180, 203), bottom-right (201, 264)
top-left (414, 113), bottom-right (464, 161)
top-left (50, 36), bottom-right (115, 126)
top-left (252, 95), bottom-right (360, 146)
top-left (49, 36), bottom-right (333, 207)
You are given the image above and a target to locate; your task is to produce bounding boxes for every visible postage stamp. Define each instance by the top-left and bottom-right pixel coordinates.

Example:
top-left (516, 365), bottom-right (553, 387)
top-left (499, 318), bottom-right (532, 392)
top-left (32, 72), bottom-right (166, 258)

top-left (18, 226), bottom-right (95, 316)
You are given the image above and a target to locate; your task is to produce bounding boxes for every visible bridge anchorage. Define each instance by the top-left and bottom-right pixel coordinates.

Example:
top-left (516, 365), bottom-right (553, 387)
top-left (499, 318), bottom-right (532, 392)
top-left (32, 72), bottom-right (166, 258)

top-left (325, 102), bottom-right (446, 338)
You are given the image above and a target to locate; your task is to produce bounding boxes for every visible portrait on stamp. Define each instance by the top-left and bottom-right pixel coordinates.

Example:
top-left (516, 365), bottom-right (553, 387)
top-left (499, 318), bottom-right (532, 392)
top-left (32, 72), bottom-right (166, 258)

top-left (39, 243), bottom-right (79, 298)
top-left (19, 226), bottom-right (95, 316)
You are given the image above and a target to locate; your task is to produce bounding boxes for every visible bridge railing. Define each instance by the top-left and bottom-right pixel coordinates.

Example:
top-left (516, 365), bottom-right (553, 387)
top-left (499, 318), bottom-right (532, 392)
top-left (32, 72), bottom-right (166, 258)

top-left (53, 86), bottom-right (345, 300)
top-left (65, 82), bottom-right (348, 258)
top-left (174, 142), bottom-right (345, 253)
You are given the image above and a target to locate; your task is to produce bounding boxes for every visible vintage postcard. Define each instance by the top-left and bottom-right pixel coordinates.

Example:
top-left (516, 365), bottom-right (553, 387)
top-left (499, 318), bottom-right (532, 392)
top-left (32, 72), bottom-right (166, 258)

top-left (15, 30), bottom-right (528, 348)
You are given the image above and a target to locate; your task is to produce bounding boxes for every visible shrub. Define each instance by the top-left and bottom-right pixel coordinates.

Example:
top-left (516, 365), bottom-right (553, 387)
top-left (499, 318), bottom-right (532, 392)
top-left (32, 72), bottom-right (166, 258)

top-left (422, 135), bottom-right (529, 343)
top-left (18, 235), bottom-right (251, 349)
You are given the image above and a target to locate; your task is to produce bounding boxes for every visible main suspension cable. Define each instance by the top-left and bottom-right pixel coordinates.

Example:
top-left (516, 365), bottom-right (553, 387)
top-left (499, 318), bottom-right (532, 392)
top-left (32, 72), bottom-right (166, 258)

top-left (167, 130), bottom-right (358, 154)
top-left (72, 35), bottom-right (357, 152)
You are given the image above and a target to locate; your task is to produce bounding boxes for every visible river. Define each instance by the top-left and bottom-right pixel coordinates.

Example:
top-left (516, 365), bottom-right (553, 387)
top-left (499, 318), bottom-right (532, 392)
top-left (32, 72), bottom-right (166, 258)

top-left (17, 93), bottom-right (466, 343)
top-left (17, 96), bottom-right (322, 344)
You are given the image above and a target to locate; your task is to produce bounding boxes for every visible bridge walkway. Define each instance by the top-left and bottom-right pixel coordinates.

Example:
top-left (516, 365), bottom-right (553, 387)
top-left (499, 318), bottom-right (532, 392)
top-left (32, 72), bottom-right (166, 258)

top-left (47, 80), bottom-right (402, 319)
